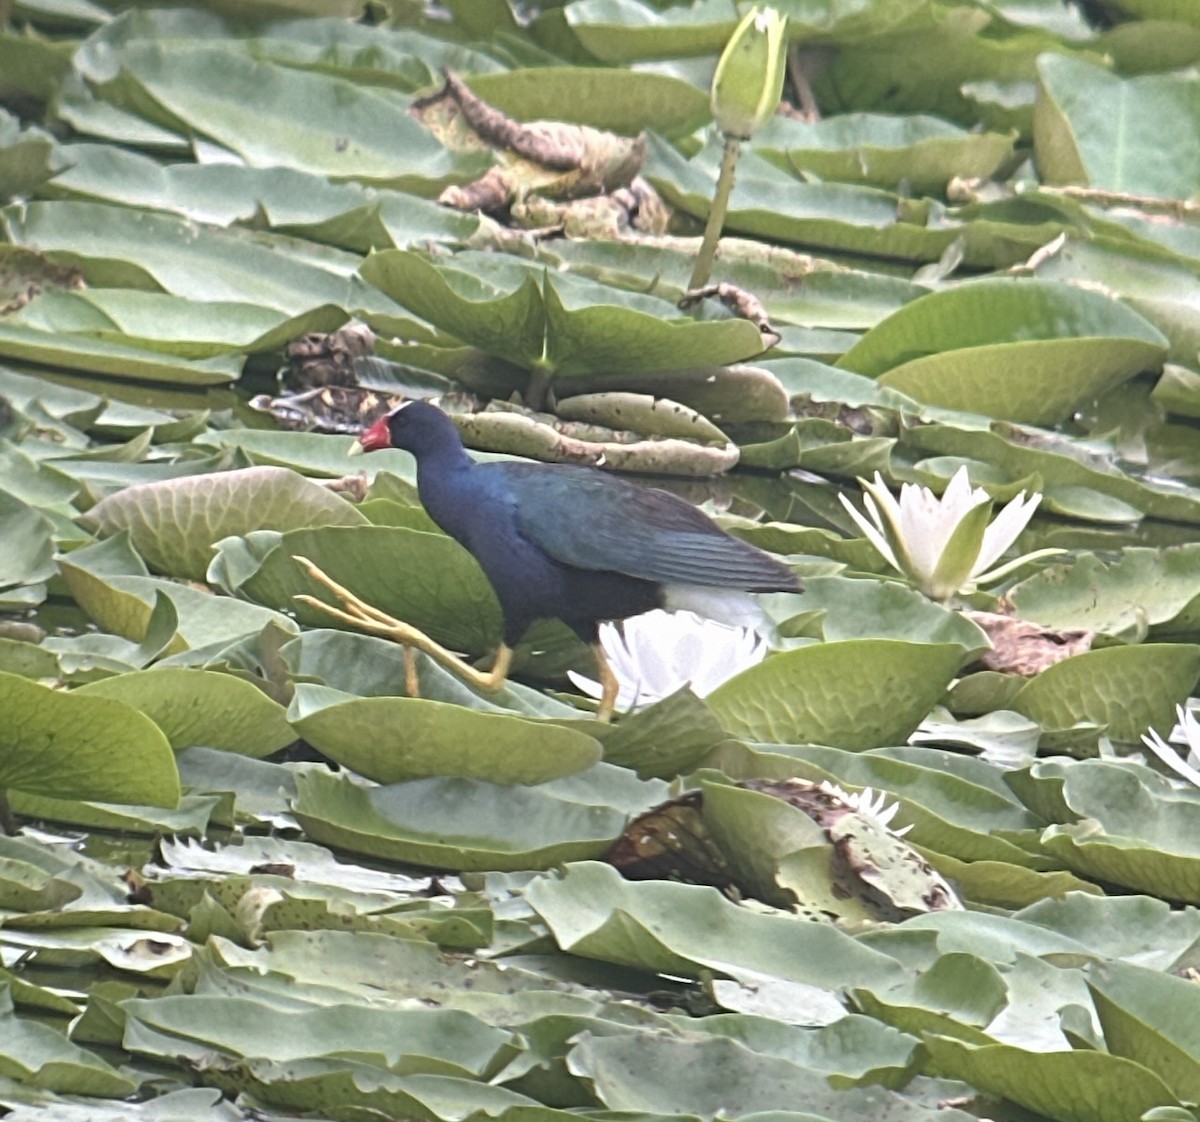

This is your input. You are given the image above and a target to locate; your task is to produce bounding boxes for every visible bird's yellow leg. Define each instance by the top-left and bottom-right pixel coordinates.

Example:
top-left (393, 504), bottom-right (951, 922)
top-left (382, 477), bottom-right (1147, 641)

top-left (590, 642), bottom-right (619, 724)
top-left (292, 555), bottom-right (512, 695)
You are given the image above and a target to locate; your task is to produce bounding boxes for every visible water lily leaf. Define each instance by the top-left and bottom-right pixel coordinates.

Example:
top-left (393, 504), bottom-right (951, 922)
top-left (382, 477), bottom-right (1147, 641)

top-left (291, 768), bottom-right (635, 872)
top-left (704, 742), bottom-right (1049, 869)
top-left (540, 271), bottom-right (764, 378)
top-left (852, 951), bottom-right (1007, 1043)
top-left (836, 279), bottom-right (1167, 425)
top-left (1009, 546), bottom-right (1200, 643)
top-left (1035, 54), bottom-right (1200, 198)
top-left (567, 1032), bottom-right (942, 1119)
top-left (903, 417), bottom-right (1200, 527)
top-left (0, 112), bottom-right (63, 202)
top-left (912, 848), bottom-right (1099, 910)
top-left (525, 860), bottom-right (904, 992)
top-left (593, 687), bottom-right (732, 780)
top-left (82, 465), bottom-right (367, 581)
top-left (0, 322), bottom-right (240, 385)
top-left (1010, 644), bottom-right (1200, 741)
top-left (0, 983), bottom-right (136, 1097)
top-left (761, 576), bottom-right (991, 652)
top-left (1010, 758), bottom-right (1200, 903)
top-left (203, 1060), bottom-right (574, 1122)
top-left (468, 67), bottom-right (709, 139)
top-left (279, 628), bottom-right (578, 718)
top-left (1030, 234), bottom-right (1200, 366)
top-left (698, 779), bottom-right (880, 922)
top-left (5, 791), bottom-right (222, 836)
top-left (753, 112), bottom-right (1016, 194)
top-left (707, 640), bottom-right (965, 749)
top-left (0, 489), bottom-right (56, 592)
top-left (122, 992), bottom-right (513, 1078)
top-left (645, 138), bottom-right (960, 266)
top-left (362, 250), bottom-right (765, 378)
top-left (559, 0), bottom-right (735, 62)
top-left (288, 683), bottom-right (601, 785)
top-left (0, 670), bottom-right (179, 807)
top-left (197, 430), bottom-right (417, 483)
top-left (0, 1088), bottom-right (245, 1120)
top-left (92, 43), bottom-right (488, 190)
top-left (922, 1032), bottom-right (1184, 1122)
top-left (58, 533), bottom-right (297, 653)
top-left (1088, 961), bottom-right (1200, 1102)
top-left (233, 525), bottom-right (501, 656)
top-left (1014, 891), bottom-right (1200, 969)
top-left (360, 250), bottom-right (546, 369)
top-left (12, 288), bottom-right (347, 359)
top-left (1153, 363), bottom-right (1200, 420)
top-left (77, 668), bottom-right (293, 758)
top-left (810, 2), bottom-right (1068, 128)
top-left (1, 200), bottom-right (403, 318)
top-left (45, 146), bottom-right (484, 253)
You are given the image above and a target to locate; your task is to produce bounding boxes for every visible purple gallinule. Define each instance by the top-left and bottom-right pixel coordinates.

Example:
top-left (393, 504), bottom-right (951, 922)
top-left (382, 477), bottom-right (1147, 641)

top-left (296, 401), bottom-right (800, 720)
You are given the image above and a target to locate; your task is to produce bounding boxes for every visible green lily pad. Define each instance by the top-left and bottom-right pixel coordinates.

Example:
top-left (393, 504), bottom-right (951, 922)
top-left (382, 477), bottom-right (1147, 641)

top-left (12, 287), bottom-right (347, 359)
top-left (77, 668), bottom-right (294, 758)
top-left (922, 1032), bottom-right (1184, 1122)
top-left (291, 768), bottom-right (639, 872)
top-left (1010, 643), bottom-right (1200, 741)
top-left (706, 640), bottom-right (965, 749)
top-left (121, 992), bottom-right (513, 1078)
top-left (82, 466), bottom-right (367, 581)
top-left (1009, 546), bottom-right (1200, 643)
top-left (91, 42), bottom-right (489, 190)
top-left (1035, 54), bottom-right (1200, 198)
top-left (58, 533), bottom-right (298, 654)
top-left (753, 112), bottom-right (1016, 194)
top-left (230, 525), bottom-right (502, 657)
top-left (468, 67), bottom-right (709, 139)
top-left (0, 670), bottom-right (179, 807)
top-left (1088, 960), bottom-right (1200, 1102)
top-left (0, 322), bottom-right (240, 386)
top-left (1010, 757), bottom-right (1200, 903)
top-left (524, 860), bottom-right (904, 991)
top-left (288, 683), bottom-right (601, 785)
top-left (0, 983), bottom-right (136, 1097)
top-left (361, 250), bottom-right (765, 379)
top-left (836, 279), bottom-right (1168, 425)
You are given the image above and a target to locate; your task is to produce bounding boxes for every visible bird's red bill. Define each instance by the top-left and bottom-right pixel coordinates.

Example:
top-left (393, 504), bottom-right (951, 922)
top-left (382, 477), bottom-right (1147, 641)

top-left (357, 416), bottom-right (392, 452)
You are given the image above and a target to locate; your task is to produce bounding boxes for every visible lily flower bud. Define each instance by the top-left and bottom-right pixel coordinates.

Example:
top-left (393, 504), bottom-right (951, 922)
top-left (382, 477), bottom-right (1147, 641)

top-left (711, 6), bottom-right (789, 140)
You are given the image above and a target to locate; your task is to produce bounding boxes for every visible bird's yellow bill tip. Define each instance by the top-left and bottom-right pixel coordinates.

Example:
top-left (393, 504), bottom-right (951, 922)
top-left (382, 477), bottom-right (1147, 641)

top-left (347, 439), bottom-right (366, 457)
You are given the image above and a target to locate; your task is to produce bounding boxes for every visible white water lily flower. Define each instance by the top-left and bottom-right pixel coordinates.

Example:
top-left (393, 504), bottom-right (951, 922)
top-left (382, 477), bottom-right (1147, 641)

top-left (568, 609), bottom-right (766, 712)
top-left (1141, 704), bottom-right (1200, 788)
top-left (839, 466), bottom-right (1061, 601)
top-left (819, 781), bottom-right (913, 837)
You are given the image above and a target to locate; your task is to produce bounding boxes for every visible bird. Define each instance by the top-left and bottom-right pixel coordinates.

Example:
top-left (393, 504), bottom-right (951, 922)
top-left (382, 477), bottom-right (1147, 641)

top-left (296, 401), bottom-right (800, 721)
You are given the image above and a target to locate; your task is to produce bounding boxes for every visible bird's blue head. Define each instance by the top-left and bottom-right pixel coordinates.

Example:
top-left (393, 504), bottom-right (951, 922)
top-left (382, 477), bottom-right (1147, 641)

top-left (353, 400), bottom-right (462, 458)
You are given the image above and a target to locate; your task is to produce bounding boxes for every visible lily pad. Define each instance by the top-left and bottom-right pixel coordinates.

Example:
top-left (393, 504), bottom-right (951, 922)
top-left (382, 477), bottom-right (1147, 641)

top-left (288, 683), bottom-right (601, 785)
top-left (77, 668), bottom-right (294, 758)
top-left (836, 279), bottom-right (1168, 425)
top-left (0, 671), bottom-right (179, 807)
top-left (82, 466), bottom-right (367, 581)
top-left (291, 768), bottom-right (639, 872)
top-left (706, 640), bottom-right (966, 749)
top-left (1010, 644), bottom-right (1200, 741)
top-left (1035, 54), bottom-right (1200, 198)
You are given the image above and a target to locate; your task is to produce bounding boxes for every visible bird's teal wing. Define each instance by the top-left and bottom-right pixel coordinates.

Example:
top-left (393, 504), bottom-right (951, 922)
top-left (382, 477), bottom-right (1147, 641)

top-left (496, 463), bottom-right (798, 591)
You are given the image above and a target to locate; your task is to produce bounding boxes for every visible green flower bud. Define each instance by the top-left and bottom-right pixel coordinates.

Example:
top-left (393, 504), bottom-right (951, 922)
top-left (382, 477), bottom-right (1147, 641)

top-left (711, 6), bottom-right (789, 140)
